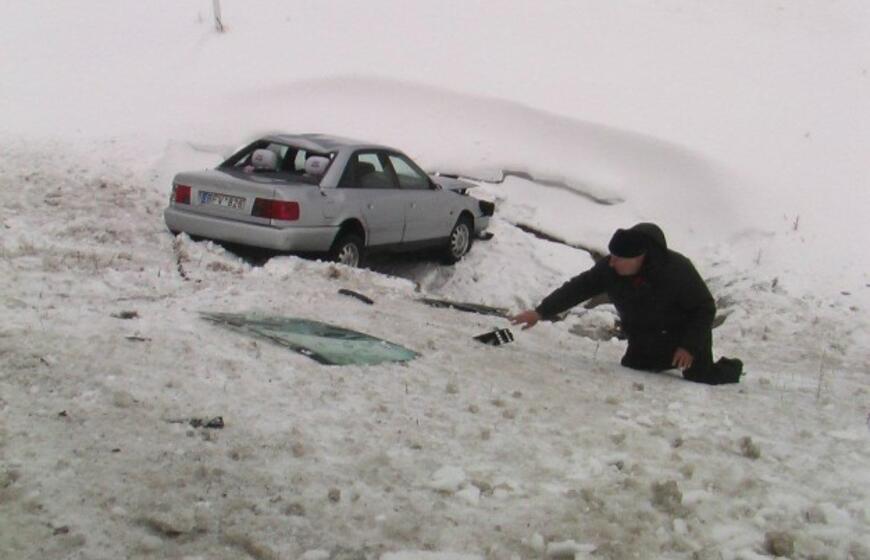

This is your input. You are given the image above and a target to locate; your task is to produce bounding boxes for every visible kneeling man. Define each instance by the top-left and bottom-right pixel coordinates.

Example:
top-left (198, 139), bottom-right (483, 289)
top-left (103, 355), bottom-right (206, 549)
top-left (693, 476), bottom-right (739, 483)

top-left (511, 223), bottom-right (742, 385)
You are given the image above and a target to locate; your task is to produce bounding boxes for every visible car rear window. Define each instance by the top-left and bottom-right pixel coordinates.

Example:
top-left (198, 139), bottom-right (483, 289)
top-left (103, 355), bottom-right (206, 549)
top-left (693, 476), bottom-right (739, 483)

top-left (220, 141), bottom-right (332, 184)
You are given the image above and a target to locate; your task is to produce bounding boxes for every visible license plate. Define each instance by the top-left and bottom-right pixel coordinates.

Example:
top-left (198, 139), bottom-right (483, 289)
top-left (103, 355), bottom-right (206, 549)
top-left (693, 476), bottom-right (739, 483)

top-left (199, 191), bottom-right (245, 210)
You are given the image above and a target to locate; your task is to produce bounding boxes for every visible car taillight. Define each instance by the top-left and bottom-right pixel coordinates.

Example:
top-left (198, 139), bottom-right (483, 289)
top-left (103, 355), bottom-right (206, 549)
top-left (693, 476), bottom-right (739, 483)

top-left (252, 198), bottom-right (300, 221)
top-left (173, 184), bottom-right (191, 204)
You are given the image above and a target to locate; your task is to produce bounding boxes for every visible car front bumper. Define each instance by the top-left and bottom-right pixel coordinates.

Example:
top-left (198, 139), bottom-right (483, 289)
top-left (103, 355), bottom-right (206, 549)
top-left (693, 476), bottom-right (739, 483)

top-left (164, 206), bottom-right (337, 252)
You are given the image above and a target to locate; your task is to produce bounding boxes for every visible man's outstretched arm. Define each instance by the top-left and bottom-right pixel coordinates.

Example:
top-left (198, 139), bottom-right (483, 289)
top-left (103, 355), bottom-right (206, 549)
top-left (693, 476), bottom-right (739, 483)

top-left (510, 259), bottom-right (611, 329)
top-left (510, 309), bottom-right (542, 329)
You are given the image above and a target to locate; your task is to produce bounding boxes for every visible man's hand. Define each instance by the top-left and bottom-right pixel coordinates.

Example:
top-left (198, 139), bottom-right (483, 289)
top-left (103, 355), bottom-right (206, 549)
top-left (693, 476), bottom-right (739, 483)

top-left (510, 310), bottom-right (541, 330)
top-left (672, 347), bottom-right (694, 370)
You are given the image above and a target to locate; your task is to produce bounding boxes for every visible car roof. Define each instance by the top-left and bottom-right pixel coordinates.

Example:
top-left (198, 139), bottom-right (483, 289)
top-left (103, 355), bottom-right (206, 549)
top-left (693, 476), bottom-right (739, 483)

top-left (263, 133), bottom-right (395, 154)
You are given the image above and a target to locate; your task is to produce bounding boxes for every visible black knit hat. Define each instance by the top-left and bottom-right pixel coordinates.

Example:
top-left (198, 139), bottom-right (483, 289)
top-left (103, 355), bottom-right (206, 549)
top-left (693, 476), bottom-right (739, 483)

top-left (608, 228), bottom-right (646, 258)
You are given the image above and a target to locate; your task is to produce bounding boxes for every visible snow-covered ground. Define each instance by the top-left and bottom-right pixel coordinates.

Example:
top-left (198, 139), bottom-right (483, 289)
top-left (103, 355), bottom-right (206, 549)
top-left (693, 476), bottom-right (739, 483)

top-left (1, 2), bottom-right (868, 559)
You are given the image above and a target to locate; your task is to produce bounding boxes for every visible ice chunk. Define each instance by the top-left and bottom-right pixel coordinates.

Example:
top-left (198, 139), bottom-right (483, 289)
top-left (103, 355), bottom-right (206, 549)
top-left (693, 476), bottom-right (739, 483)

top-left (456, 485), bottom-right (480, 505)
top-left (429, 466), bottom-right (467, 493)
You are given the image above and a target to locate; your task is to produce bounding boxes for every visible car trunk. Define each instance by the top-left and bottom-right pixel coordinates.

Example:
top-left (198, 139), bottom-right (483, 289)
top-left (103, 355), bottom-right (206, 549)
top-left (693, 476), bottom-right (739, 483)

top-left (176, 169), bottom-right (288, 226)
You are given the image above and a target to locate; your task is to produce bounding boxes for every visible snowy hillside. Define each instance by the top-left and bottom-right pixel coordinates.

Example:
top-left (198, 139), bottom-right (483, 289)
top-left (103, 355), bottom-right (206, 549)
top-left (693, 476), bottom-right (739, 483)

top-left (1, 2), bottom-right (869, 559)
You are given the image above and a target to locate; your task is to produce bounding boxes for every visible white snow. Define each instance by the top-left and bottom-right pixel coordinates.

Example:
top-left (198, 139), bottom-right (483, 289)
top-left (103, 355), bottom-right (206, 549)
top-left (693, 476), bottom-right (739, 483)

top-left (1, 1), bottom-right (869, 559)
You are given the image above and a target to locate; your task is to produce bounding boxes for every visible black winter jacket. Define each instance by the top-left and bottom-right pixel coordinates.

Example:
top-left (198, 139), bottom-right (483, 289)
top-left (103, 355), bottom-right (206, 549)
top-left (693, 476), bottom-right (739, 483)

top-left (535, 223), bottom-right (715, 357)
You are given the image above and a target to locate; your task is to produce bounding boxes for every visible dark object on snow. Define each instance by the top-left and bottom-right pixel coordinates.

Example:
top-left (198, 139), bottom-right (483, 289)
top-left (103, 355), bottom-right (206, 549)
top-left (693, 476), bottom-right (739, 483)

top-left (124, 336), bottom-right (151, 342)
top-left (764, 531), bottom-right (795, 557)
top-left (474, 328), bottom-right (514, 346)
top-left (419, 297), bottom-right (510, 318)
top-left (201, 312), bottom-right (418, 366)
top-left (172, 237), bottom-right (193, 282)
top-left (479, 231), bottom-right (495, 241)
top-left (338, 288), bottom-right (374, 305)
top-left (112, 310), bottom-right (139, 319)
top-left (536, 223), bottom-right (742, 385)
top-left (190, 416), bottom-right (224, 429)
top-left (710, 357), bottom-right (744, 382)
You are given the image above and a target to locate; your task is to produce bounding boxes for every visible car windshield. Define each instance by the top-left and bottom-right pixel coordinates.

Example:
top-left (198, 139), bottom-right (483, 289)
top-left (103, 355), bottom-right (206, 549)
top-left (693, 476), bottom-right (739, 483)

top-left (219, 140), bottom-right (333, 185)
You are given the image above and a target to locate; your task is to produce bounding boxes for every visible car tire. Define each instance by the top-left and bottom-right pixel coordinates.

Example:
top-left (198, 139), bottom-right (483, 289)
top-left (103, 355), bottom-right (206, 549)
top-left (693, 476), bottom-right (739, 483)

top-left (329, 233), bottom-right (365, 268)
top-left (444, 215), bottom-right (473, 264)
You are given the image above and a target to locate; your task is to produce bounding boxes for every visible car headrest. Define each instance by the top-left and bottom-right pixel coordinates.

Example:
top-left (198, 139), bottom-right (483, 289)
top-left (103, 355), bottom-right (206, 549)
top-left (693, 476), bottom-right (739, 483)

top-left (251, 149), bottom-right (279, 171)
top-left (305, 156), bottom-right (330, 176)
top-left (355, 161), bottom-right (376, 176)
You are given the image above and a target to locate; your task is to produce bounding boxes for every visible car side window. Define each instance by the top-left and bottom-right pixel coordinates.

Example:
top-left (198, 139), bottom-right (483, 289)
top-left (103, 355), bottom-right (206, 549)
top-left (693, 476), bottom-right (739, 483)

top-left (339, 152), bottom-right (396, 189)
top-left (388, 155), bottom-right (429, 190)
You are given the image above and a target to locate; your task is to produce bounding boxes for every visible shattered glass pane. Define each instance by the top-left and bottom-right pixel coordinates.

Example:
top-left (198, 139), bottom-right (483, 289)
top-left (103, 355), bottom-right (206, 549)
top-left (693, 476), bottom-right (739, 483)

top-left (201, 312), bottom-right (418, 366)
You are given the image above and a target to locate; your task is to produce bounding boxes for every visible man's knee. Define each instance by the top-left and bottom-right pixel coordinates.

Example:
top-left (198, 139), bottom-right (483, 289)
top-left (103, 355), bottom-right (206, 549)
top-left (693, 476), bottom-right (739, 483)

top-left (620, 352), bottom-right (645, 370)
top-left (621, 348), bottom-right (670, 372)
top-left (623, 331), bottom-right (681, 371)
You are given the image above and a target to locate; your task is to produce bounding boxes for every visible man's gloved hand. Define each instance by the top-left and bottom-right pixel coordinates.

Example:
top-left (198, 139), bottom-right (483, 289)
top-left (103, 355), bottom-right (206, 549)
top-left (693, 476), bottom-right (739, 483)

top-left (672, 347), bottom-right (694, 370)
top-left (510, 310), bottom-right (541, 330)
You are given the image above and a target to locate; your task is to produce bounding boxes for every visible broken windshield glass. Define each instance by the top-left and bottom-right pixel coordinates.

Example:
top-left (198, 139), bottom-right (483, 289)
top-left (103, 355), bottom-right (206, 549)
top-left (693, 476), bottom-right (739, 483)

top-left (201, 312), bottom-right (418, 366)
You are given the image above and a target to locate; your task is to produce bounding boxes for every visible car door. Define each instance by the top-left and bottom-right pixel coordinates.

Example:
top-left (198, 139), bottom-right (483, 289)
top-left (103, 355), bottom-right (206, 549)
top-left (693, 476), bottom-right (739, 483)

top-left (338, 151), bottom-right (405, 246)
top-left (386, 153), bottom-right (452, 243)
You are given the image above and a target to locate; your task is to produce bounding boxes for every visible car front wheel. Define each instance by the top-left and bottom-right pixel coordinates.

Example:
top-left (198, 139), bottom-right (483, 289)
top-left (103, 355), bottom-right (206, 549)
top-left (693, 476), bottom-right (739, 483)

top-left (444, 215), bottom-right (473, 264)
top-left (329, 233), bottom-right (365, 268)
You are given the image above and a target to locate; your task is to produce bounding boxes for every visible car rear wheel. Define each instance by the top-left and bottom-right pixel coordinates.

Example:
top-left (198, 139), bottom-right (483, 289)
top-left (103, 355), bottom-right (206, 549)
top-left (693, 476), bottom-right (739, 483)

top-left (329, 233), bottom-right (365, 268)
top-left (444, 215), bottom-right (473, 264)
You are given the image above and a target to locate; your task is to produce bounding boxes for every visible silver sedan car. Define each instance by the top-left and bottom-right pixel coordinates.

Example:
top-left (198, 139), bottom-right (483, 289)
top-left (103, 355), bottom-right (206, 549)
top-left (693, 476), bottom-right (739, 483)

top-left (164, 134), bottom-right (493, 267)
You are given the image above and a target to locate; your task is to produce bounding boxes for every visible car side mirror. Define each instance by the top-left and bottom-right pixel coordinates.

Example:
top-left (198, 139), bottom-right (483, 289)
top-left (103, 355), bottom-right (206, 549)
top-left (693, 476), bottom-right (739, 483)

top-left (430, 179), bottom-right (442, 190)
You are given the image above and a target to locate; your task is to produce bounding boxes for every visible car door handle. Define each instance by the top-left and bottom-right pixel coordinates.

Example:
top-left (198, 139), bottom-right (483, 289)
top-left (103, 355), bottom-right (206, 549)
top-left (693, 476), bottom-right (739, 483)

top-left (410, 203), bottom-right (416, 209)
top-left (367, 203), bottom-right (374, 209)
